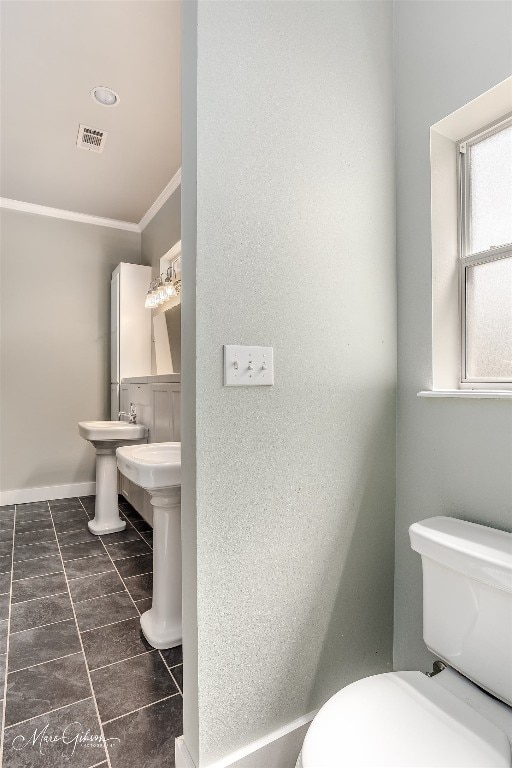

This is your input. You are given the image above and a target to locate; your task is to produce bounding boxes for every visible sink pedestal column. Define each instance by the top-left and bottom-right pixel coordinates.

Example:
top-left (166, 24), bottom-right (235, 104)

top-left (140, 486), bottom-right (182, 649)
top-left (88, 445), bottom-right (127, 536)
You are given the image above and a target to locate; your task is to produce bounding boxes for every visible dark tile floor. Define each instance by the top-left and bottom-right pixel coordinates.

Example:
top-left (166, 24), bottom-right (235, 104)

top-left (0, 496), bottom-right (182, 768)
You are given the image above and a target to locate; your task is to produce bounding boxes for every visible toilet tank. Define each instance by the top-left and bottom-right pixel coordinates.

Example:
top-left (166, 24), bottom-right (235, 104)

top-left (409, 516), bottom-right (512, 706)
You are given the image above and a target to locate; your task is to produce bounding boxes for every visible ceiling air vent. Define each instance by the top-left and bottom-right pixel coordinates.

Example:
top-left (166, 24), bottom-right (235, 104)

top-left (76, 124), bottom-right (108, 153)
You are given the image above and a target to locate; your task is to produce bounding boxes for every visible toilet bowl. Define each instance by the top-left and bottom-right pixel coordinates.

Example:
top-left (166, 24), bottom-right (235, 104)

top-left (298, 670), bottom-right (511, 768)
top-left (298, 517), bottom-right (512, 768)
top-left (78, 420), bottom-right (148, 535)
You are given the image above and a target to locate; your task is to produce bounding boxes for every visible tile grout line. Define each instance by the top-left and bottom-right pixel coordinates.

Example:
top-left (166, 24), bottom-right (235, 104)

top-left (90, 503), bottom-right (182, 694)
top-left (8, 651), bottom-right (82, 676)
top-left (90, 648), bottom-right (155, 673)
top-left (48, 501), bottom-right (113, 768)
top-left (11, 586), bottom-right (127, 609)
top-left (10, 616), bottom-right (76, 636)
top-left (67, 567), bottom-right (116, 583)
top-left (12, 552), bottom-right (62, 565)
top-left (12, 568), bottom-right (71, 584)
top-left (160, 654), bottom-right (183, 696)
top-left (4, 695), bottom-right (94, 731)
top-left (79, 615), bottom-right (140, 635)
top-left (101, 692), bottom-right (181, 726)
top-left (118, 509), bottom-right (154, 546)
top-left (11, 537), bottom-right (57, 549)
top-left (0, 504), bottom-right (16, 761)
top-left (70, 589), bottom-right (127, 606)
top-left (9, 590), bottom-right (70, 607)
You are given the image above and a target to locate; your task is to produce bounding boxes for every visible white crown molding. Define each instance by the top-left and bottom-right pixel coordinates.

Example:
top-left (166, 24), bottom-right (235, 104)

top-left (0, 166), bottom-right (181, 234)
top-left (0, 197), bottom-right (140, 232)
top-left (138, 167), bottom-right (182, 231)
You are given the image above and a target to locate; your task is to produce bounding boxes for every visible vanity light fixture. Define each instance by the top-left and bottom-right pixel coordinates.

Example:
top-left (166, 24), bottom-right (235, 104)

top-left (91, 86), bottom-right (119, 107)
top-left (144, 256), bottom-right (181, 309)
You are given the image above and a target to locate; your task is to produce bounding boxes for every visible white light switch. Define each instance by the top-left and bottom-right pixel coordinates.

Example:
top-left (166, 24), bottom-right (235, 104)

top-left (224, 345), bottom-right (274, 386)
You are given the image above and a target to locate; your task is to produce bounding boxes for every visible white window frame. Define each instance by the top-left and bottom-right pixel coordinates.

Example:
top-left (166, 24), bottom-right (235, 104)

top-left (422, 76), bottom-right (512, 399)
top-left (458, 115), bottom-right (512, 389)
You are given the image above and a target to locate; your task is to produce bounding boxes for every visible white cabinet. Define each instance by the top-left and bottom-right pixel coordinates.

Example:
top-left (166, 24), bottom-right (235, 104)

top-left (118, 377), bottom-right (180, 525)
top-left (110, 263), bottom-right (151, 418)
top-left (150, 383), bottom-right (181, 443)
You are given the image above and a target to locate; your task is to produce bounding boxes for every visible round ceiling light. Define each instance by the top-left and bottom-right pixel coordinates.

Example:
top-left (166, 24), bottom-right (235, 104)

top-left (91, 86), bottom-right (119, 107)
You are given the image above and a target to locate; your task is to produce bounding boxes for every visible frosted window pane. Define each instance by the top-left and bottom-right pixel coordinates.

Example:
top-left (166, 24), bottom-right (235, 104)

top-left (466, 257), bottom-right (512, 379)
top-left (469, 125), bottom-right (512, 254)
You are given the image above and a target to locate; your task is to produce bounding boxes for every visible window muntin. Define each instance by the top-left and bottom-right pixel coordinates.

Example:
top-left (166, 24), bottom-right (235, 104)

top-left (459, 116), bottom-right (512, 385)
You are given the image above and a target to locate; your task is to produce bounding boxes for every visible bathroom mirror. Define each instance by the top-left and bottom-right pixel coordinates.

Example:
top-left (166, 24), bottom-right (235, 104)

top-left (153, 239), bottom-right (181, 374)
top-left (165, 302), bottom-right (181, 373)
top-left (153, 303), bottom-right (181, 374)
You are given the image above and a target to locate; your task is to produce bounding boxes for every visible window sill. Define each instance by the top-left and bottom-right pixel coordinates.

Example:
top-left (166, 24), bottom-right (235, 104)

top-left (418, 390), bottom-right (512, 399)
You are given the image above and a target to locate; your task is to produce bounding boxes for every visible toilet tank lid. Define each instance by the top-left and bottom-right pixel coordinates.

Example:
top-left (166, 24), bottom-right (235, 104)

top-left (410, 517), bottom-right (512, 593)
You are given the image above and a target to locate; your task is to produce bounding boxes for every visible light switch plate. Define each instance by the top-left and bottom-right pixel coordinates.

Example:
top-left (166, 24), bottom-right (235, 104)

top-left (224, 345), bottom-right (274, 386)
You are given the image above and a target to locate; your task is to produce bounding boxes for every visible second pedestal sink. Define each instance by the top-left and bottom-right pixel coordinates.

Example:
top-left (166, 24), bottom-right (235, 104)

top-left (116, 442), bottom-right (181, 650)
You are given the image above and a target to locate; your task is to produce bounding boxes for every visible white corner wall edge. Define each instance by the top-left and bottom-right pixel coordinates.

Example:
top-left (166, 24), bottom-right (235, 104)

top-left (138, 167), bottom-right (182, 231)
top-left (0, 198), bottom-right (139, 233)
top-left (0, 481), bottom-right (96, 507)
top-left (175, 710), bottom-right (316, 768)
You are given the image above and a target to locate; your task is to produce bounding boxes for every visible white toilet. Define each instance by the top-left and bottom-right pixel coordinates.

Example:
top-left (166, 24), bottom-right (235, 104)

top-left (298, 516), bottom-right (512, 767)
top-left (78, 420), bottom-right (148, 535)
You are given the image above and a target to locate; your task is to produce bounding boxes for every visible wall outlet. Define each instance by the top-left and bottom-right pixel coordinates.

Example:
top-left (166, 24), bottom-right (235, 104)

top-left (223, 345), bottom-right (274, 387)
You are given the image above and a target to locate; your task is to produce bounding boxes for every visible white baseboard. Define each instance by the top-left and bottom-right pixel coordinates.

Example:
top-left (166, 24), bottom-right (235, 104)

top-left (176, 736), bottom-right (197, 768)
top-left (175, 710), bottom-right (315, 768)
top-left (0, 481), bottom-right (96, 507)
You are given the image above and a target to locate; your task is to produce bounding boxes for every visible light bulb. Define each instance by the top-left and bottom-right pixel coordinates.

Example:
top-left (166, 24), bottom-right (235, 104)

top-left (163, 278), bottom-right (176, 298)
top-left (91, 86), bottom-right (119, 107)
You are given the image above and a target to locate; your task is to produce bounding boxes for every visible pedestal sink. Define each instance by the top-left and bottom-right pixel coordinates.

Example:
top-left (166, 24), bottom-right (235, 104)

top-left (78, 421), bottom-right (148, 535)
top-left (116, 442), bottom-right (181, 649)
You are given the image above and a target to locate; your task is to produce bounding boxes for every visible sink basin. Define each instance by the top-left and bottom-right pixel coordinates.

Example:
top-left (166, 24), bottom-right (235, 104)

top-left (116, 442), bottom-right (181, 490)
top-left (78, 420), bottom-right (147, 443)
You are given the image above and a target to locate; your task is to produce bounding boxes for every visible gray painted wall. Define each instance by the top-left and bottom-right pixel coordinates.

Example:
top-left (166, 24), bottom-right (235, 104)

top-left (0, 209), bottom-right (141, 492)
top-left (182, 1), bottom-right (396, 763)
top-left (141, 187), bottom-right (181, 373)
top-left (394, 0), bottom-right (512, 673)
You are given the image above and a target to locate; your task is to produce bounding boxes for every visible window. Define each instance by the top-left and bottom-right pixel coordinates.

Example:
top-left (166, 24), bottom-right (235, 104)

top-left (458, 117), bottom-right (512, 386)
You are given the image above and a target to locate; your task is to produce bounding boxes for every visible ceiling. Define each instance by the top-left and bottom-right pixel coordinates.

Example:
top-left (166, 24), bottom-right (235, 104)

top-left (0, 1), bottom-right (181, 224)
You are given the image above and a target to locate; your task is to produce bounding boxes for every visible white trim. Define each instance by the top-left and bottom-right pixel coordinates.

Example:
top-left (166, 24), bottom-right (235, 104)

top-left (430, 77), bottom-right (512, 392)
top-left (175, 737), bottom-right (196, 768)
top-left (160, 239), bottom-right (182, 277)
top-left (0, 481), bottom-right (96, 507)
top-left (0, 166), bottom-right (182, 234)
top-left (175, 710), bottom-right (316, 768)
top-left (418, 390), bottom-right (512, 399)
top-left (163, 239), bottom-right (182, 264)
top-left (138, 167), bottom-right (182, 231)
top-left (0, 198), bottom-right (139, 233)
